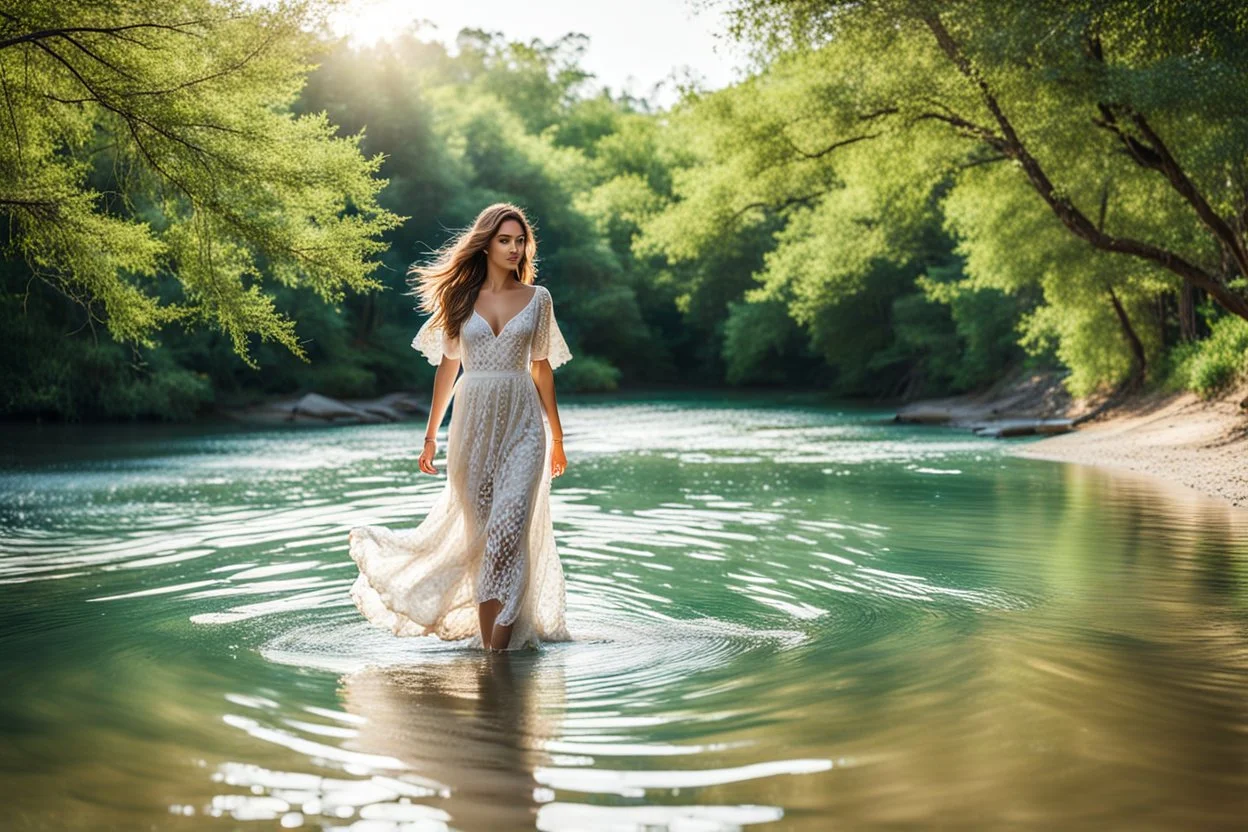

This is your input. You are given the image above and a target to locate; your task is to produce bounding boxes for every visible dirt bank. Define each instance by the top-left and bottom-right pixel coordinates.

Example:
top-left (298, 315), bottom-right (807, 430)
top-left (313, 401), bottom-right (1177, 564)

top-left (893, 369), bottom-right (1076, 431)
top-left (1012, 382), bottom-right (1248, 508)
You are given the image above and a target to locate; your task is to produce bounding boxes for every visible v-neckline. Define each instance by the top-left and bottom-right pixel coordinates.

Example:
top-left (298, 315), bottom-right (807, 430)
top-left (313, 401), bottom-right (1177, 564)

top-left (473, 286), bottom-right (539, 340)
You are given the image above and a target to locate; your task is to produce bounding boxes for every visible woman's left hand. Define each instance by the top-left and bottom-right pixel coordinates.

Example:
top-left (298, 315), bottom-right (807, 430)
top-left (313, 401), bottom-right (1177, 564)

top-left (551, 441), bottom-right (567, 478)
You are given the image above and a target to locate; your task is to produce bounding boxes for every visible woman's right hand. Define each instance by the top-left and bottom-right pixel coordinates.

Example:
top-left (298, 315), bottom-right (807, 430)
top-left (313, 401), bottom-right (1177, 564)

top-left (419, 438), bottom-right (438, 475)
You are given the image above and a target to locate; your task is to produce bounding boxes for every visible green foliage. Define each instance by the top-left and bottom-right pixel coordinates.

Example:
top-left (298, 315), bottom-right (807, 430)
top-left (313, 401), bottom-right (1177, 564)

top-left (3, 15), bottom-right (650, 418)
top-left (283, 27), bottom-right (650, 394)
top-left (870, 276), bottom-right (1026, 400)
top-left (687, 0), bottom-right (1248, 396)
top-left (552, 355), bottom-right (623, 393)
top-left (941, 163), bottom-right (1169, 395)
top-left (0, 278), bottom-right (213, 420)
top-left (454, 30), bottom-right (595, 134)
top-left (629, 18), bottom-right (1038, 396)
top-left (8, 1), bottom-right (1248, 421)
top-left (1168, 315), bottom-right (1248, 399)
top-left (722, 297), bottom-right (815, 385)
top-left (94, 354), bottom-right (215, 422)
top-left (0, 0), bottom-right (404, 367)
top-left (916, 263), bottom-right (1030, 390)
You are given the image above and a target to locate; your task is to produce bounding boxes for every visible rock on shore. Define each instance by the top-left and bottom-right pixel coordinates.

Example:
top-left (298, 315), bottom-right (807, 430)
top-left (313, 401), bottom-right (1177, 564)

top-left (893, 370), bottom-right (1077, 438)
top-left (219, 391), bottom-right (431, 425)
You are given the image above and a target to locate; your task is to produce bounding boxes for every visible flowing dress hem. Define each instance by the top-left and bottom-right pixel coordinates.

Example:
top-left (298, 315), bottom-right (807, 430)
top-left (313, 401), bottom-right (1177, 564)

top-left (348, 529), bottom-right (552, 651)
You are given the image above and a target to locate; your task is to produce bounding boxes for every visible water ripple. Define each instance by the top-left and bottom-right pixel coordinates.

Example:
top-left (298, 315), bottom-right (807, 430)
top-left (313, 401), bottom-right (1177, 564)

top-left (3, 402), bottom-right (1248, 828)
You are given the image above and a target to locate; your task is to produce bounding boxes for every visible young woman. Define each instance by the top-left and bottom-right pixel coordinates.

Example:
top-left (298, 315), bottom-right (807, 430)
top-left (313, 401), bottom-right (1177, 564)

top-left (347, 203), bottom-right (573, 652)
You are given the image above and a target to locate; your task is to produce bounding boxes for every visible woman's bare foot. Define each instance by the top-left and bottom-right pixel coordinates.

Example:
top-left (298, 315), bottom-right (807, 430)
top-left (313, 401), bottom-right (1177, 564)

top-left (478, 598), bottom-right (501, 650)
top-left (490, 620), bottom-right (513, 652)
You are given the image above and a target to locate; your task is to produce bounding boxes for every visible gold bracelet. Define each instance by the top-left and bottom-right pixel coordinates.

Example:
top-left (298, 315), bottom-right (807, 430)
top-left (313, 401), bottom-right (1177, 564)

top-left (424, 438), bottom-right (435, 443)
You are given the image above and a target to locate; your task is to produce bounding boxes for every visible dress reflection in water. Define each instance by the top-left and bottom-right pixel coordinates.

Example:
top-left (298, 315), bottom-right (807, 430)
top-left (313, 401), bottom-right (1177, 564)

top-left (347, 283), bottom-right (573, 650)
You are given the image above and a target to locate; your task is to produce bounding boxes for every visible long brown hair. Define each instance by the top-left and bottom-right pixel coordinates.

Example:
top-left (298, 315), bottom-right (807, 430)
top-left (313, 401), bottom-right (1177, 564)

top-left (407, 203), bottom-right (539, 339)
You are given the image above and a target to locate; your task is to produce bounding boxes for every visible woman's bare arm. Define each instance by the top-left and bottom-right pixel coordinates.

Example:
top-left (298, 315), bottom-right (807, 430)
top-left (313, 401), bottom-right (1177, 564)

top-left (418, 357), bottom-right (462, 475)
top-left (530, 358), bottom-right (568, 477)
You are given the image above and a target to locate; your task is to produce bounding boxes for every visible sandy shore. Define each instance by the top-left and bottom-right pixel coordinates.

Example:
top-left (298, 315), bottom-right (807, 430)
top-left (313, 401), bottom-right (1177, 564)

top-left (1012, 383), bottom-right (1248, 508)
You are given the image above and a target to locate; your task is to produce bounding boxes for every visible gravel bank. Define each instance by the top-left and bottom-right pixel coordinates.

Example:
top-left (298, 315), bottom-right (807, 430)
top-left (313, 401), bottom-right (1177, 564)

top-left (1012, 383), bottom-right (1248, 508)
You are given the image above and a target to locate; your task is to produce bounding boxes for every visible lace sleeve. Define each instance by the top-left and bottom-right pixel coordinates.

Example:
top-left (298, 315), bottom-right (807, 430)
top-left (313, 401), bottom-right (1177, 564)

top-left (530, 286), bottom-right (572, 370)
top-left (411, 310), bottom-right (461, 366)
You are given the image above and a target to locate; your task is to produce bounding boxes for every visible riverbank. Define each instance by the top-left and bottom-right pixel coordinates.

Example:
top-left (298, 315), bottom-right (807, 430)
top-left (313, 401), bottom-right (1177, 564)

top-left (896, 370), bottom-right (1248, 508)
top-left (893, 370), bottom-right (1078, 437)
top-left (1013, 382), bottom-right (1248, 508)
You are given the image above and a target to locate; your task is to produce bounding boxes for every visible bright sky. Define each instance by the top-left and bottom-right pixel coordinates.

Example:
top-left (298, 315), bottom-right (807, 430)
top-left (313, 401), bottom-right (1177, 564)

top-left (326, 0), bottom-right (748, 108)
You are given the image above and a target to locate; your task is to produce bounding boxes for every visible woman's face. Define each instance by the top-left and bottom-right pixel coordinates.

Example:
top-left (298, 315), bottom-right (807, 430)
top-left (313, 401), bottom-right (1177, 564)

top-left (486, 219), bottom-right (525, 275)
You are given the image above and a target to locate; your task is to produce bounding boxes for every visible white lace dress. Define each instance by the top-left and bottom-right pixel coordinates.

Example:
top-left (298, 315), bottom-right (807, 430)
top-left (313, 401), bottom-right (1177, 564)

top-left (347, 283), bottom-right (574, 650)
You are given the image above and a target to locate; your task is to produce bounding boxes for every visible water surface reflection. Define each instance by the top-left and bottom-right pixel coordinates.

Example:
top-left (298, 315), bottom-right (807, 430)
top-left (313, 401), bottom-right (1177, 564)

top-left (0, 401), bottom-right (1246, 829)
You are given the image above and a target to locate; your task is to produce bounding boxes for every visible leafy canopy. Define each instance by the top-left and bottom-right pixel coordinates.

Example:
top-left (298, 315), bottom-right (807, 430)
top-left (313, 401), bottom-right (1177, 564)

top-left (0, 0), bottom-right (404, 366)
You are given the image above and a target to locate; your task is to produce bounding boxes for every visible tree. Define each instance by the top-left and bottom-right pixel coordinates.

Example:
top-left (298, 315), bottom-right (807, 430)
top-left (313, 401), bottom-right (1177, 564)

top-left (0, 0), bottom-right (404, 366)
top-left (632, 29), bottom-right (980, 394)
top-left (713, 0), bottom-right (1248, 323)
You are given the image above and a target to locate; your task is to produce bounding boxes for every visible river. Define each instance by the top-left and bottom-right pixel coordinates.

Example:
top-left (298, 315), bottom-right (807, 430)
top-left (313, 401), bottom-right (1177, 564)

top-left (2, 390), bottom-right (1246, 829)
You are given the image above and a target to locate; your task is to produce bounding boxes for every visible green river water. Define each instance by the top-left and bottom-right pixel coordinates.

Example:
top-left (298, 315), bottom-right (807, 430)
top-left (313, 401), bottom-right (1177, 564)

top-left (2, 390), bottom-right (1247, 830)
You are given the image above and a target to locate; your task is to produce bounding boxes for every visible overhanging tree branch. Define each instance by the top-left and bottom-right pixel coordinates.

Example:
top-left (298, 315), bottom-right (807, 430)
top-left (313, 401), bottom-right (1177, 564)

top-left (1083, 32), bottom-right (1248, 281)
top-left (0, 21), bottom-right (210, 52)
top-left (1127, 110), bottom-right (1248, 279)
top-left (780, 129), bottom-right (880, 159)
top-left (730, 190), bottom-right (828, 223)
top-left (910, 110), bottom-right (1004, 148)
top-left (920, 10), bottom-right (1248, 321)
top-left (30, 39), bottom-right (241, 179)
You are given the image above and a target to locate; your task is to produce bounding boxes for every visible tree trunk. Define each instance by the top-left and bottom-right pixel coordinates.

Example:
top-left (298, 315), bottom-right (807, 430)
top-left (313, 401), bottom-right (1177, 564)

top-left (1178, 283), bottom-right (1197, 342)
top-left (1108, 286), bottom-right (1146, 389)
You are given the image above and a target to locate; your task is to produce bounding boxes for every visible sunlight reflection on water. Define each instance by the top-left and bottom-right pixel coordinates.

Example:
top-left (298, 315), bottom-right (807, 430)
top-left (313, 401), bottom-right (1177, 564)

top-left (2, 399), bottom-right (1247, 828)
